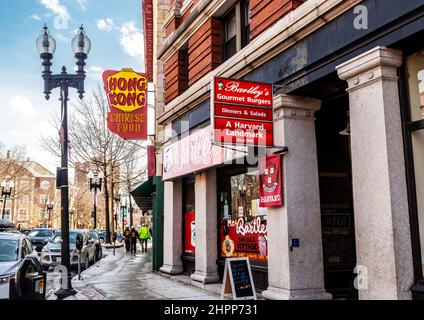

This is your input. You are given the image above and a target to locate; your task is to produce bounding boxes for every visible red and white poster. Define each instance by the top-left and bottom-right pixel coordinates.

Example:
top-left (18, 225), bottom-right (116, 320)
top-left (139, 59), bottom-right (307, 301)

top-left (103, 68), bottom-right (148, 140)
top-left (259, 154), bottom-right (283, 207)
top-left (185, 211), bottom-right (196, 253)
top-left (212, 77), bottom-right (273, 147)
top-left (220, 217), bottom-right (268, 262)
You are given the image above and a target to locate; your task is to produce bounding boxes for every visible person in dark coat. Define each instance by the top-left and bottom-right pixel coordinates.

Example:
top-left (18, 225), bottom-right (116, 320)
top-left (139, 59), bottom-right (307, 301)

top-left (123, 227), bottom-right (131, 252)
top-left (129, 227), bottom-right (138, 254)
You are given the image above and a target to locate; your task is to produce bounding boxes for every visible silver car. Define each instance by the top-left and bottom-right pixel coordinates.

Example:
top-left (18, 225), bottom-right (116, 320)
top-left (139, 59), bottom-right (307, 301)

top-left (0, 232), bottom-right (38, 300)
top-left (40, 229), bottom-right (97, 271)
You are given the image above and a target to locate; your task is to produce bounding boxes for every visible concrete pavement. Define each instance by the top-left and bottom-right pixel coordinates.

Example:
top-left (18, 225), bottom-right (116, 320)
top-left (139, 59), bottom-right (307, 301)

top-left (65, 243), bottom-right (222, 300)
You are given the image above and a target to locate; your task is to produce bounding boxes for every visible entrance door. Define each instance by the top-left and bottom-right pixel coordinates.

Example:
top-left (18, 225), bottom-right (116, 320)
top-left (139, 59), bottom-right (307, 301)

top-left (315, 93), bottom-right (358, 300)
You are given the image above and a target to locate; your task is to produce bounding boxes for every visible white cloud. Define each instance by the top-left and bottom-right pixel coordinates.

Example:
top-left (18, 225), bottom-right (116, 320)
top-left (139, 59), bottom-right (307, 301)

top-left (30, 14), bottom-right (42, 21)
top-left (76, 0), bottom-right (88, 10)
top-left (9, 96), bottom-right (38, 117)
top-left (55, 32), bottom-right (69, 43)
top-left (40, 0), bottom-right (70, 30)
top-left (120, 21), bottom-right (144, 65)
top-left (87, 66), bottom-right (104, 80)
top-left (97, 18), bottom-right (114, 32)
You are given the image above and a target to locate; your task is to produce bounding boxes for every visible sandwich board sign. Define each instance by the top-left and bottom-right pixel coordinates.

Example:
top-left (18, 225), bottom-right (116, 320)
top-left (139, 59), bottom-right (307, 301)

top-left (220, 257), bottom-right (256, 300)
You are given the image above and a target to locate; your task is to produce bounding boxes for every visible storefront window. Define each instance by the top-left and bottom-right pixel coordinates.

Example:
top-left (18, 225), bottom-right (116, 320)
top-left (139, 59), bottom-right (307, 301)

top-left (407, 50), bottom-right (424, 276)
top-left (219, 168), bottom-right (268, 263)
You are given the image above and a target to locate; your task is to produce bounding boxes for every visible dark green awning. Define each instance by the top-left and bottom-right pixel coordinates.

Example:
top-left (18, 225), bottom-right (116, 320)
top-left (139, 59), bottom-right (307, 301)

top-left (131, 177), bottom-right (154, 211)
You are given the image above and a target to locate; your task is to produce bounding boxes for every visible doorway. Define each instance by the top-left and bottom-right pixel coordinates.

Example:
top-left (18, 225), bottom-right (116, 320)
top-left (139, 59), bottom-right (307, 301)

top-left (315, 92), bottom-right (358, 300)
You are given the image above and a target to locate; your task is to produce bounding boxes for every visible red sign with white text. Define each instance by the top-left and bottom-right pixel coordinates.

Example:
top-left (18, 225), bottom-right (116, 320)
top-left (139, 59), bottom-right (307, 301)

top-left (220, 217), bottom-right (268, 262)
top-left (212, 77), bottom-right (273, 147)
top-left (214, 78), bottom-right (273, 107)
top-left (259, 154), bottom-right (283, 207)
top-left (103, 69), bottom-right (148, 140)
top-left (214, 118), bottom-right (274, 146)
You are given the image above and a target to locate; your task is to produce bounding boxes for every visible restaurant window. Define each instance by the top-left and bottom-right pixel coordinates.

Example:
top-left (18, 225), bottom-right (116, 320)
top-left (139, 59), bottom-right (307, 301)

top-left (406, 50), bottom-right (424, 279)
top-left (219, 166), bottom-right (267, 263)
top-left (222, 0), bottom-right (250, 61)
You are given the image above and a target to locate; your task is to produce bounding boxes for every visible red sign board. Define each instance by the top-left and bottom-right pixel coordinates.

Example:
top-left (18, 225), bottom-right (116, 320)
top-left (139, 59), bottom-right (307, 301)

top-left (212, 77), bottom-right (274, 147)
top-left (259, 154), bottom-right (283, 207)
top-left (103, 69), bottom-right (148, 140)
top-left (220, 217), bottom-right (268, 262)
top-left (147, 145), bottom-right (155, 177)
top-left (185, 211), bottom-right (196, 253)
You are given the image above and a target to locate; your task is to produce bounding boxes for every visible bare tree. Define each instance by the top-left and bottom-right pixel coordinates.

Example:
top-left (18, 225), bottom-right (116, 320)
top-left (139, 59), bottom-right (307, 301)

top-left (40, 88), bottom-right (146, 243)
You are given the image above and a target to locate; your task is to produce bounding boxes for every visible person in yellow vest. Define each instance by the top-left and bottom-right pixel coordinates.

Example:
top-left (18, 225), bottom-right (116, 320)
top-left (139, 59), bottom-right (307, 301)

top-left (138, 224), bottom-right (151, 252)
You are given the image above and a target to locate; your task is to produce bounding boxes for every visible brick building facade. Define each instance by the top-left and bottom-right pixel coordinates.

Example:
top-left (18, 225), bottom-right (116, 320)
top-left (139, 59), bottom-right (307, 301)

top-left (145, 0), bottom-right (424, 300)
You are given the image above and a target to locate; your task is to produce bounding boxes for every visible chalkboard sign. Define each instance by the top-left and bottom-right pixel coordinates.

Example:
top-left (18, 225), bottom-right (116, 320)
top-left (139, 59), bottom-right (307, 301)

top-left (221, 258), bottom-right (256, 300)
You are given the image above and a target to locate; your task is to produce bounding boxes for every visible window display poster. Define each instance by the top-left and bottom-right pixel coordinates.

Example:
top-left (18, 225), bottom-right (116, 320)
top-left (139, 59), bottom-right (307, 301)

top-left (185, 211), bottom-right (195, 253)
top-left (220, 217), bottom-right (268, 262)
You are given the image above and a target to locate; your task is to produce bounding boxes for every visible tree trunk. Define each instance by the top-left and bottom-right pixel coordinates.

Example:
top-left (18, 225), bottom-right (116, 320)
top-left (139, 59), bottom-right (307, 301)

top-left (110, 177), bottom-right (115, 233)
top-left (104, 168), bottom-right (111, 243)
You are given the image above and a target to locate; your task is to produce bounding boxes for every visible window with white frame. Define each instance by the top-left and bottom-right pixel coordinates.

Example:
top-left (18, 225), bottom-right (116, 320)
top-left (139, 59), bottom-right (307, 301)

top-left (17, 209), bottom-right (28, 222)
top-left (40, 194), bottom-right (48, 205)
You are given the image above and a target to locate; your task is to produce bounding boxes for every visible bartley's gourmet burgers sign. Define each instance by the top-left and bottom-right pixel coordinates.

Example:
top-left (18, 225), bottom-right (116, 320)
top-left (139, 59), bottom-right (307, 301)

top-left (212, 77), bottom-right (273, 147)
top-left (103, 68), bottom-right (148, 140)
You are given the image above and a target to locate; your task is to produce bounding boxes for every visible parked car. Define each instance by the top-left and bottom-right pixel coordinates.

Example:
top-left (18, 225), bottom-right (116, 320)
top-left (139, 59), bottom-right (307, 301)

top-left (89, 230), bottom-right (102, 262)
top-left (27, 228), bottom-right (54, 253)
top-left (40, 229), bottom-right (97, 271)
top-left (0, 220), bottom-right (20, 234)
top-left (0, 231), bottom-right (38, 299)
top-left (98, 229), bottom-right (125, 244)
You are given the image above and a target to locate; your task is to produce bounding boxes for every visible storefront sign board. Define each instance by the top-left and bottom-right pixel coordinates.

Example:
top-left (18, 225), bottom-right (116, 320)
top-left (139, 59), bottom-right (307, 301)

top-left (212, 77), bottom-right (274, 147)
top-left (103, 68), bottom-right (148, 140)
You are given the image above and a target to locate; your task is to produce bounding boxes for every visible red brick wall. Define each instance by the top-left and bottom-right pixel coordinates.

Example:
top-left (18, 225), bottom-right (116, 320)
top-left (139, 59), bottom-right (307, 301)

top-left (165, 50), bottom-right (189, 104)
top-left (250, 0), bottom-right (305, 39)
top-left (165, 16), bottom-right (181, 37)
top-left (188, 17), bottom-right (221, 86)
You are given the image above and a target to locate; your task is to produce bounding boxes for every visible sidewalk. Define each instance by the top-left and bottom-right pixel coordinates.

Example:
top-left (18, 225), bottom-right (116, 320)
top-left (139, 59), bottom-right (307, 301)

top-left (66, 243), bottom-right (222, 300)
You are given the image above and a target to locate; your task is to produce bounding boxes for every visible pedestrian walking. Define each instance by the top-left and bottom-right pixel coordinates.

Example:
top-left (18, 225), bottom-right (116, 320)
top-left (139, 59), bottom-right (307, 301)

top-left (138, 223), bottom-right (151, 252)
top-left (130, 227), bottom-right (138, 254)
top-left (123, 227), bottom-right (131, 252)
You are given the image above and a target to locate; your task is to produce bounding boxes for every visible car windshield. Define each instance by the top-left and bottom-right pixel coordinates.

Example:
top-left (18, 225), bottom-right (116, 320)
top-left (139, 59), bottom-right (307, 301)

top-left (0, 239), bottom-right (19, 262)
top-left (50, 231), bottom-right (86, 244)
top-left (28, 230), bottom-right (52, 238)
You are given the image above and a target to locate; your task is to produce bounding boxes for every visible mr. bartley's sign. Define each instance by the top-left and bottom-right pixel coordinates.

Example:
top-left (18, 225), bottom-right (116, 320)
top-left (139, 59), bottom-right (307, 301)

top-left (212, 77), bottom-right (273, 147)
top-left (103, 68), bottom-right (148, 140)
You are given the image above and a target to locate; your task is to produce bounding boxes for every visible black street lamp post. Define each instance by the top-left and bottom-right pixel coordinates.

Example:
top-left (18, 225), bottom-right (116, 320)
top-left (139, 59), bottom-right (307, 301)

top-left (46, 201), bottom-right (54, 228)
top-left (1, 180), bottom-right (14, 220)
top-left (87, 169), bottom-right (103, 229)
top-left (36, 25), bottom-right (91, 300)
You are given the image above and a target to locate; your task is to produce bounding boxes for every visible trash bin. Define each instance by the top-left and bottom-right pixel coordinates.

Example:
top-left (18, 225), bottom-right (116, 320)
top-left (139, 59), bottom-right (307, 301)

top-left (9, 256), bottom-right (46, 300)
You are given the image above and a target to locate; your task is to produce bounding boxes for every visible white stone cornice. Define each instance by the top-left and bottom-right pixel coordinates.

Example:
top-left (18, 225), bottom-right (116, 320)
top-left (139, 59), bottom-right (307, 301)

top-left (336, 46), bottom-right (403, 91)
top-left (273, 94), bottom-right (321, 121)
top-left (157, 0), bottom-right (361, 125)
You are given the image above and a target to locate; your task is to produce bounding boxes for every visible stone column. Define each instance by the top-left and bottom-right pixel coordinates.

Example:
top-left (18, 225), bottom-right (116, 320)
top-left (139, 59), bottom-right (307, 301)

top-left (191, 169), bottom-right (219, 285)
top-left (160, 179), bottom-right (183, 275)
top-left (262, 95), bottom-right (331, 300)
top-left (336, 46), bottom-right (414, 300)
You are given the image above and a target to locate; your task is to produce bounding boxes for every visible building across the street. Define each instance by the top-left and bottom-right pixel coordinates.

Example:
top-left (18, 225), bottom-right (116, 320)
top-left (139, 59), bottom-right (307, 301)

top-left (144, 0), bottom-right (424, 300)
top-left (0, 158), bottom-right (58, 229)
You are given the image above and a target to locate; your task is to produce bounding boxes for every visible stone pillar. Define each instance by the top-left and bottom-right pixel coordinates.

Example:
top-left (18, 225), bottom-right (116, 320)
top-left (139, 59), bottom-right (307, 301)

top-left (191, 169), bottom-right (219, 284)
top-left (336, 46), bottom-right (414, 300)
top-left (262, 95), bottom-right (331, 300)
top-left (160, 179), bottom-right (183, 275)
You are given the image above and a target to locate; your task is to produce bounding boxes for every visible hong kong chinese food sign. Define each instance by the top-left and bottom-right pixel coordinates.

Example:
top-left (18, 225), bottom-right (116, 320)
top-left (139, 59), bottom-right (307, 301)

top-left (211, 77), bottom-right (274, 147)
top-left (103, 68), bottom-right (148, 140)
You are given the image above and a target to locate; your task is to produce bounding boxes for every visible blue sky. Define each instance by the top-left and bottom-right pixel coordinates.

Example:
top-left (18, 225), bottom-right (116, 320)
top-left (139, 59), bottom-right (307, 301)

top-left (0, 0), bottom-right (145, 172)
